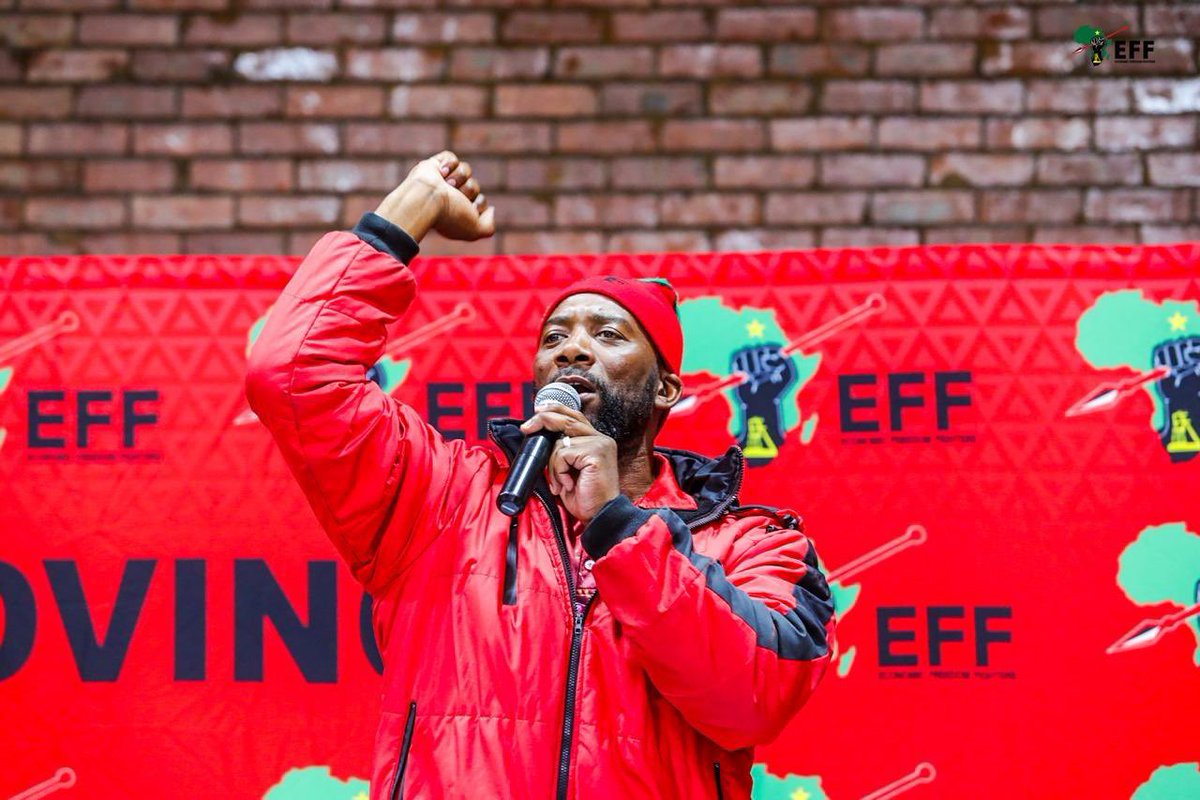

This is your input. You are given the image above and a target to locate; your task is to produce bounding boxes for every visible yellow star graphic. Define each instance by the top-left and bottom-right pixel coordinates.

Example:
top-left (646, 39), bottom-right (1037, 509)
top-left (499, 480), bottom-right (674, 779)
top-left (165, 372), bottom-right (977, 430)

top-left (353, 792), bottom-right (369, 800)
top-left (792, 789), bottom-right (811, 800)
top-left (746, 319), bottom-right (766, 339)
top-left (1168, 311), bottom-right (1188, 331)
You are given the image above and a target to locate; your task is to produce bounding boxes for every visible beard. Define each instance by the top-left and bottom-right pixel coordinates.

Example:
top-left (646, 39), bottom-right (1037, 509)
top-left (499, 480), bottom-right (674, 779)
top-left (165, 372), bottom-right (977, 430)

top-left (558, 367), bottom-right (659, 454)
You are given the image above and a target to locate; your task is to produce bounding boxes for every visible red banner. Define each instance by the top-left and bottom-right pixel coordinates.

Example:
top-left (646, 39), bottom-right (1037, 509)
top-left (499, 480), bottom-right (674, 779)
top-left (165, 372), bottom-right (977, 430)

top-left (2, 244), bottom-right (1199, 799)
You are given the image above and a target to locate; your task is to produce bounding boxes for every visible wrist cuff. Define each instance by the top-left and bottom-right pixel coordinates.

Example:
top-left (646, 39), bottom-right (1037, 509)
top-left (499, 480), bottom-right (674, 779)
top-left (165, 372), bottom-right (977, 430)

top-left (582, 495), bottom-right (654, 560)
top-left (352, 211), bottom-right (420, 264)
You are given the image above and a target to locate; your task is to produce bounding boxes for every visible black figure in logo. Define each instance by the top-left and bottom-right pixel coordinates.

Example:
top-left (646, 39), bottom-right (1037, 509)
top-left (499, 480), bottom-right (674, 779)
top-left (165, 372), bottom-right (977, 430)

top-left (1152, 336), bottom-right (1200, 463)
top-left (730, 343), bottom-right (798, 468)
top-left (1089, 33), bottom-right (1107, 66)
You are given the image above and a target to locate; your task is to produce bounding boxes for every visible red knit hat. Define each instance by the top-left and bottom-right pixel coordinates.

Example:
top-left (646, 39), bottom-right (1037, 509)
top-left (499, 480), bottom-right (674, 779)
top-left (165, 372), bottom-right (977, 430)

top-left (539, 275), bottom-right (683, 374)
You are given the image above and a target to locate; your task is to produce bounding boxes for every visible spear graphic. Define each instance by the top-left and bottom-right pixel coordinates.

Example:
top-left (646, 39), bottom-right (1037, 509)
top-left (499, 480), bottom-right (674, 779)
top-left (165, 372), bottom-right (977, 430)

top-left (0, 312), bottom-right (80, 368)
top-left (8, 768), bottom-right (76, 800)
top-left (860, 762), bottom-right (937, 800)
top-left (1107, 601), bottom-right (1200, 655)
top-left (828, 525), bottom-right (927, 584)
top-left (1064, 365), bottom-right (1170, 417)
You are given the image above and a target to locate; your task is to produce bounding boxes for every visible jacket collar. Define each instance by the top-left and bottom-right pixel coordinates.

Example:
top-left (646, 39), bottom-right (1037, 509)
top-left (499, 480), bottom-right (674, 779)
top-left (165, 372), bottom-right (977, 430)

top-left (486, 418), bottom-right (744, 529)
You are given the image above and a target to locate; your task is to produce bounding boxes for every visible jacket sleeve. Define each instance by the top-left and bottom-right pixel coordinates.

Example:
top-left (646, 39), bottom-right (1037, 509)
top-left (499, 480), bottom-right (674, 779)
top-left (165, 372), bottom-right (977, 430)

top-left (583, 495), bottom-right (836, 751)
top-left (245, 221), bottom-right (495, 597)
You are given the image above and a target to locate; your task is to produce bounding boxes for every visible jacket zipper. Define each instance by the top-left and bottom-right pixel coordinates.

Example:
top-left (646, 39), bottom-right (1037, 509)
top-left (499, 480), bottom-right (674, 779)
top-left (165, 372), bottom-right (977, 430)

top-left (388, 701), bottom-right (417, 800)
top-left (685, 449), bottom-right (744, 531)
top-left (713, 761), bottom-right (724, 800)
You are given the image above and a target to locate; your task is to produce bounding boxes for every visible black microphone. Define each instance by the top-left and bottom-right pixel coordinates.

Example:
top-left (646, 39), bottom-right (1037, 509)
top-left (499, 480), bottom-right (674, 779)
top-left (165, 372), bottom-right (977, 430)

top-left (497, 381), bottom-right (581, 516)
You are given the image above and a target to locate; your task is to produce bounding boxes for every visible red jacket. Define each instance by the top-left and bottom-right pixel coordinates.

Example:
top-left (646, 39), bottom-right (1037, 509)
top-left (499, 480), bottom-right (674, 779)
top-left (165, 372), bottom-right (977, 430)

top-left (245, 229), bottom-right (837, 800)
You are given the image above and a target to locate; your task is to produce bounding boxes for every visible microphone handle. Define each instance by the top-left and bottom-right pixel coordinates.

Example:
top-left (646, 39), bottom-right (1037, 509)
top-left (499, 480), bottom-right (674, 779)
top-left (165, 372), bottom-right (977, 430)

top-left (497, 430), bottom-right (557, 516)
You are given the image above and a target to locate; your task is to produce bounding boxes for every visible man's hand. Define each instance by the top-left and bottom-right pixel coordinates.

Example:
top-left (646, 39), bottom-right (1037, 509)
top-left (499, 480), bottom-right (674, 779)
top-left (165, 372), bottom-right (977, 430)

top-left (520, 404), bottom-right (621, 523)
top-left (373, 151), bottom-right (495, 243)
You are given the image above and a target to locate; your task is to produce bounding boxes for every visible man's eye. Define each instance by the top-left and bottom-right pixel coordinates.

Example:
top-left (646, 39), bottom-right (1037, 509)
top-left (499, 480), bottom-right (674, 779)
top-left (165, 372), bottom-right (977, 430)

top-left (544, 333), bottom-right (564, 344)
top-left (598, 329), bottom-right (619, 339)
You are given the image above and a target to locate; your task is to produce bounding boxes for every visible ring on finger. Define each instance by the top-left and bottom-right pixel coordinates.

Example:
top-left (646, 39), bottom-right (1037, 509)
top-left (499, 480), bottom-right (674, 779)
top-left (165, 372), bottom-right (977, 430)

top-left (561, 435), bottom-right (571, 449)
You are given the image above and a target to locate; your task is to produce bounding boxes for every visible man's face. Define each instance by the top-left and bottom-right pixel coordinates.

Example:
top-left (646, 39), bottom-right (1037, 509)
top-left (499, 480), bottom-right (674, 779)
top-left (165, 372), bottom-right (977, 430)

top-left (534, 293), bottom-right (675, 448)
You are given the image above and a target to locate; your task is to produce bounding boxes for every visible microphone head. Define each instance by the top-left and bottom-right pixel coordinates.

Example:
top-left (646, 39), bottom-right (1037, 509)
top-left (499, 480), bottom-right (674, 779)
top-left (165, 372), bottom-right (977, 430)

top-left (535, 382), bottom-right (582, 412)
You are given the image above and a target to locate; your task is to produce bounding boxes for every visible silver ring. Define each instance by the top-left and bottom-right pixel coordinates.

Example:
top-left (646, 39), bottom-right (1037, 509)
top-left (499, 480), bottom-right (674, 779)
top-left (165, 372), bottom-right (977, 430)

top-left (561, 435), bottom-right (571, 449)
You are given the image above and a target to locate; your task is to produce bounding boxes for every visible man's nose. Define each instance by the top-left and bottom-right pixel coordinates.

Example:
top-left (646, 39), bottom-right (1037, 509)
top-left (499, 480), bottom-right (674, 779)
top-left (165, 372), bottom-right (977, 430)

top-left (555, 330), bottom-right (594, 365)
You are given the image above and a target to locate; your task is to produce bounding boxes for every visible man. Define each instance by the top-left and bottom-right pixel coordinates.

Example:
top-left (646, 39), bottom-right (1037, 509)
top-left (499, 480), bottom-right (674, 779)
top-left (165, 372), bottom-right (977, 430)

top-left (245, 151), bottom-right (836, 800)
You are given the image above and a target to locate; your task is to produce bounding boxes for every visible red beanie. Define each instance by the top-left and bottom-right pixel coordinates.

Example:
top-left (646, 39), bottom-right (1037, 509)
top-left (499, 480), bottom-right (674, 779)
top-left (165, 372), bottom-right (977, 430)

top-left (539, 275), bottom-right (683, 374)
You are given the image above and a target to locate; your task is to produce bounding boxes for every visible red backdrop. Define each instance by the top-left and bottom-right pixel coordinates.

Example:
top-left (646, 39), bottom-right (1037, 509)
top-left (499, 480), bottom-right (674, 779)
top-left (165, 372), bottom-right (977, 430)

top-left (2, 244), bottom-right (1198, 800)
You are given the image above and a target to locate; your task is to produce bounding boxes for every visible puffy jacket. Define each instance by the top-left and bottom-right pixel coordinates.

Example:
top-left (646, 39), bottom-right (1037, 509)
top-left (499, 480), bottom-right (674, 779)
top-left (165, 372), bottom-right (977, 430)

top-left (244, 224), bottom-right (837, 800)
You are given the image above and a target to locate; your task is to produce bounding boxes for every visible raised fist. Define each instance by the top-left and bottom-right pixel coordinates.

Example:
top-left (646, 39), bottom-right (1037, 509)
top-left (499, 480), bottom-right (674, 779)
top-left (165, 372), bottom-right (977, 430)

top-left (374, 150), bottom-right (495, 243)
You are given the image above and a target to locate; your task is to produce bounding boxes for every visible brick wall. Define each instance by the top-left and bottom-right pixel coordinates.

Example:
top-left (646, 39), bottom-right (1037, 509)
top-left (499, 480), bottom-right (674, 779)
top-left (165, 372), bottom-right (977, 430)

top-left (1, 2), bottom-right (1197, 256)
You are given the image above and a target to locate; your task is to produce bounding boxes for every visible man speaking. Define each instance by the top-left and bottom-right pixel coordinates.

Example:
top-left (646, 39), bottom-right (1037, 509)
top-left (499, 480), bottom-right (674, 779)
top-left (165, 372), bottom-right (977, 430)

top-left (245, 151), bottom-right (837, 800)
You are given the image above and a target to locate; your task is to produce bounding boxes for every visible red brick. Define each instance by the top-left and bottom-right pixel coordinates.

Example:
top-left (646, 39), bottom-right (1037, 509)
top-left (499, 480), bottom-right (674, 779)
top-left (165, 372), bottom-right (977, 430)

top-left (84, 159), bottom-right (175, 191)
top-left (393, 12), bottom-right (494, 43)
top-left (502, 12), bottom-right (603, 43)
top-left (1141, 225), bottom-right (1200, 243)
top-left (929, 153), bottom-right (1034, 187)
top-left (128, 0), bottom-right (225, 10)
top-left (925, 227), bottom-right (1030, 245)
top-left (503, 231), bottom-right (602, 255)
top-left (483, 193), bottom-right (550, 228)
top-left (134, 123), bottom-right (233, 155)
top-left (86, 232), bottom-right (181, 254)
top-left (1144, 5), bottom-right (1200, 35)
top-left (0, 88), bottom-right (73, 119)
top-left (1094, 117), bottom-right (1195, 152)
top-left (0, 199), bottom-right (21, 230)
top-left (920, 81), bottom-right (1023, 113)
top-left (287, 13), bottom-right (386, 45)
top-left (287, 86), bottom-right (387, 117)
top-left (987, 119), bottom-right (1091, 151)
top-left (345, 122), bottom-right (447, 154)
top-left (558, 121), bottom-right (655, 154)
top-left (771, 117), bottom-right (872, 151)
top-left (182, 87), bottom-right (283, 118)
top-left (389, 85), bottom-right (488, 118)
top-left (29, 122), bottom-right (128, 154)
top-left (191, 159), bottom-right (292, 191)
top-left (0, 15), bottom-right (74, 46)
top-left (131, 50), bottom-right (228, 81)
top-left (19, 0), bottom-right (116, 10)
top-left (612, 157), bottom-right (706, 190)
top-left (235, 48), bottom-right (338, 82)
top-left (339, 193), bottom-right (381, 227)
top-left (824, 9), bottom-right (923, 41)
top-left (1038, 154), bottom-right (1143, 186)
top-left (601, 83), bottom-right (701, 116)
top-left (406, 233), bottom-right (498, 258)
top-left (872, 191), bottom-right (975, 224)
top-left (450, 48), bottom-right (548, 80)
top-left (133, 195), bottom-right (233, 229)
top-left (1027, 79), bottom-right (1131, 113)
top-left (550, 0), bottom-right (647, 7)
top-left (0, 51), bottom-right (18, 81)
top-left (613, 11), bottom-right (709, 42)
top-left (239, 195), bottom-right (341, 227)
top-left (716, 8), bottom-right (816, 41)
top-left (238, 122), bottom-right (340, 154)
top-left (929, 8), bottom-right (1029, 40)
top-left (77, 86), bottom-right (176, 118)
top-left (297, 159), bottom-right (400, 192)
top-left (822, 228), bottom-right (920, 248)
top-left (555, 194), bottom-right (658, 228)
top-left (879, 118), bottom-right (981, 151)
top-left (26, 197), bottom-right (126, 229)
top-left (1033, 226), bottom-right (1137, 244)
top-left (555, 47), bottom-right (654, 78)
top-left (1084, 189), bottom-right (1191, 223)
top-left (185, 14), bottom-right (282, 46)
top-left (769, 45), bottom-right (870, 77)
top-left (27, 49), bottom-right (127, 82)
top-left (247, 0), bottom-right (332, 10)
top-left (286, 230), bottom-right (329, 257)
top-left (709, 83), bottom-right (812, 115)
top-left (0, 160), bottom-right (78, 191)
top-left (981, 43), bottom-right (1074, 77)
top-left (79, 14), bottom-right (178, 44)
top-left (821, 81), bottom-right (915, 113)
top-left (660, 193), bottom-right (758, 226)
top-left (1147, 155), bottom-right (1200, 187)
top-left (496, 85), bottom-right (597, 117)
top-left (713, 156), bottom-right (814, 188)
top-left (981, 190), bottom-right (1082, 224)
top-left (0, 125), bottom-right (20, 155)
top-left (506, 158), bottom-right (606, 190)
top-left (877, 44), bottom-right (975, 76)
top-left (1133, 79), bottom-right (1200, 114)
top-left (714, 229), bottom-right (815, 252)
top-left (453, 122), bottom-right (550, 154)
top-left (821, 155), bottom-right (925, 188)
top-left (184, 232), bottom-right (286, 255)
top-left (766, 192), bottom-right (866, 225)
top-left (662, 120), bottom-right (764, 152)
top-left (0, 233), bottom-right (74, 254)
top-left (345, 48), bottom-right (444, 80)
top-left (660, 45), bottom-right (762, 78)
top-left (608, 230), bottom-right (711, 253)
top-left (1035, 5), bottom-right (1137, 37)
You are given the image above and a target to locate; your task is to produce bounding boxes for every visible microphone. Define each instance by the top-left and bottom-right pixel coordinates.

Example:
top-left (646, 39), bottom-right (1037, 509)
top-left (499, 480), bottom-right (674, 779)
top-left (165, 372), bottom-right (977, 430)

top-left (497, 381), bottom-right (581, 516)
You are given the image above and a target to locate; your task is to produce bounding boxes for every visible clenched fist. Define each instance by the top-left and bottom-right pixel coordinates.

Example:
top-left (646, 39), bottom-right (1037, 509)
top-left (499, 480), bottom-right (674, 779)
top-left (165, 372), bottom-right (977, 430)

top-left (374, 151), bottom-right (495, 243)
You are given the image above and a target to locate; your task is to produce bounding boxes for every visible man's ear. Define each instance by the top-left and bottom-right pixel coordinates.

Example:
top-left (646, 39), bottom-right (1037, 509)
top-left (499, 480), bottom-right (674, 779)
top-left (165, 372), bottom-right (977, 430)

top-left (657, 371), bottom-right (683, 410)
